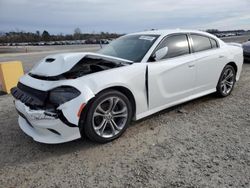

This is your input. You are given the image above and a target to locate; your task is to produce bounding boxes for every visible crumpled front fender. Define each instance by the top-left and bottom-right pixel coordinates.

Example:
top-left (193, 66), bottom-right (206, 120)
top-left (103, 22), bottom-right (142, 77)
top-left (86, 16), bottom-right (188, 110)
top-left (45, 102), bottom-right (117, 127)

top-left (57, 84), bottom-right (95, 126)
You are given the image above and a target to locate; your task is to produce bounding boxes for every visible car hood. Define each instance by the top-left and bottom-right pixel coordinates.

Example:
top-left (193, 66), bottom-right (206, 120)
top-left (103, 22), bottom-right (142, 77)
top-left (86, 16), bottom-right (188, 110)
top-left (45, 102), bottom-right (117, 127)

top-left (30, 52), bottom-right (132, 77)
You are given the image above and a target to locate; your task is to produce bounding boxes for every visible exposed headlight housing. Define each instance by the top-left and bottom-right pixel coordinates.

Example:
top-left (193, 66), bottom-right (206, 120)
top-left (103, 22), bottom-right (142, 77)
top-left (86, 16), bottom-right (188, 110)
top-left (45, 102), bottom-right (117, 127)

top-left (49, 86), bottom-right (80, 106)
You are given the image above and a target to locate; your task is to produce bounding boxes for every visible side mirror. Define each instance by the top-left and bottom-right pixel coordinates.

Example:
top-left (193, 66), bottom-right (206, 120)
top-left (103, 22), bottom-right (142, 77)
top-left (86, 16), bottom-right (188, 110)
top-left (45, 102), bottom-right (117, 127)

top-left (154, 47), bottom-right (168, 61)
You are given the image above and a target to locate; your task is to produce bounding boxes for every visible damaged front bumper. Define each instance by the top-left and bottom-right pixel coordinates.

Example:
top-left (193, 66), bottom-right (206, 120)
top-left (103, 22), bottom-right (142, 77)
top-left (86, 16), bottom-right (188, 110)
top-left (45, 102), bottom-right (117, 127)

top-left (15, 100), bottom-right (81, 144)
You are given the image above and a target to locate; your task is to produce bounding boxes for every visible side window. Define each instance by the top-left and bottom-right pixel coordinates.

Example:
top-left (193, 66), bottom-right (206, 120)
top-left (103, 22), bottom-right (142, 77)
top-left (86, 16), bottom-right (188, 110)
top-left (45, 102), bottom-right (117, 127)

top-left (156, 34), bottom-right (190, 59)
top-left (210, 38), bottom-right (218, 48)
top-left (191, 34), bottom-right (212, 52)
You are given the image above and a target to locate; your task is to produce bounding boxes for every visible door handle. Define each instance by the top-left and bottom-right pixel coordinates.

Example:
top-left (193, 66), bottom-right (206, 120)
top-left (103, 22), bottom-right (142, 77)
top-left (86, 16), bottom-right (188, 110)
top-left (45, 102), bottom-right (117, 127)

top-left (188, 64), bottom-right (195, 68)
top-left (219, 55), bottom-right (225, 58)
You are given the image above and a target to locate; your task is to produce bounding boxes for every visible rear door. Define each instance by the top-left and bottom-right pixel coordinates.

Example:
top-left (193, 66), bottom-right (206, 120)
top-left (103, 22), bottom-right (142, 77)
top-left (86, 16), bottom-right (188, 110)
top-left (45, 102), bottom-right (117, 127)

top-left (190, 34), bottom-right (226, 91)
top-left (147, 34), bottom-right (197, 110)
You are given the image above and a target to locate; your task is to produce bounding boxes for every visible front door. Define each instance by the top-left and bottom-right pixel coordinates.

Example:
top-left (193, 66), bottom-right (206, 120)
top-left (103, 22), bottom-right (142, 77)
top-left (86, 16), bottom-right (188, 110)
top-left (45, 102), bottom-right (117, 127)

top-left (147, 34), bottom-right (197, 110)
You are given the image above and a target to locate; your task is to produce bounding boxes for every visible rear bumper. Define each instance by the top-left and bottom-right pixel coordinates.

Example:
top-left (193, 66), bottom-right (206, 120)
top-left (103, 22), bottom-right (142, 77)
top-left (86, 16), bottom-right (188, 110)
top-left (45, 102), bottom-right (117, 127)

top-left (15, 100), bottom-right (81, 144)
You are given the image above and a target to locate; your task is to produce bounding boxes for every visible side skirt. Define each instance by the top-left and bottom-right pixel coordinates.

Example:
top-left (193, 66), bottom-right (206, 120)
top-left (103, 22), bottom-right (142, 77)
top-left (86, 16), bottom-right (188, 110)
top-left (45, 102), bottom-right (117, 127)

top-left (135, 88), bottom-right (216, 120)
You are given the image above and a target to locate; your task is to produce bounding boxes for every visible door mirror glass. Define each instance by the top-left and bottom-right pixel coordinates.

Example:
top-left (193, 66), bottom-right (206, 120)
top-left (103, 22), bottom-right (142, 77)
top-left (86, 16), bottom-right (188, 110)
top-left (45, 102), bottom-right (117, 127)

top-left (154, 47), bottom-right (168, 61)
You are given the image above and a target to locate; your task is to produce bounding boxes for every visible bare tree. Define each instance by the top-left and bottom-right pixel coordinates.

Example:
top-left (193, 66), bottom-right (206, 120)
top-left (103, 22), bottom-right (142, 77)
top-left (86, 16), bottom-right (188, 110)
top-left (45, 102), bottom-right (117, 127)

top-left (74, 28), bottom-right (82, 40)
top-left (41, 30), bottom-right (50, 41)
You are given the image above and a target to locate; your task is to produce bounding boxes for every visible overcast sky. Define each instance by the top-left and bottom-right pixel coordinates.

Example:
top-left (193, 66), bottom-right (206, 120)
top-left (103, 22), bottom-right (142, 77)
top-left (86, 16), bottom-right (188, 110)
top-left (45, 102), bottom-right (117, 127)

top-left (0, 0), bottom-right (250, 34)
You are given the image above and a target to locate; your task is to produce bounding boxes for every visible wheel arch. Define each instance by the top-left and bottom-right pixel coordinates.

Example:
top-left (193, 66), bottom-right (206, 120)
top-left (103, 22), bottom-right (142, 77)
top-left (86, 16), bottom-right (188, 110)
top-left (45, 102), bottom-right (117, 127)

top-left (216, 61), bottom-right (238, 85)
top-left (78, 86), bottom-right (136, 132)
top-left (226, 62), bottom-right (238, 74)
top-left (99, 86), bottom-right (136, 119)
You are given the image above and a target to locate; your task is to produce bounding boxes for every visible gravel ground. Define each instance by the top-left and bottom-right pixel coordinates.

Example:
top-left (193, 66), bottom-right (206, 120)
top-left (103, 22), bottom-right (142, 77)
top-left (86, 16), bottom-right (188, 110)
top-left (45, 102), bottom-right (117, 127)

top-left (0, 46), bottom-right (250, 187)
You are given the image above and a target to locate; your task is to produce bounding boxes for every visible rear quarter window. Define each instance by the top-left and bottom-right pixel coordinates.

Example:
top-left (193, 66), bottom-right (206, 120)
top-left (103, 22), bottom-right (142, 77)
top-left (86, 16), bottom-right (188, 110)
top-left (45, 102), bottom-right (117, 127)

top-left (191, 34), bottom-right (212, 52)
top-left (210, 38), bottom-right (219, 48)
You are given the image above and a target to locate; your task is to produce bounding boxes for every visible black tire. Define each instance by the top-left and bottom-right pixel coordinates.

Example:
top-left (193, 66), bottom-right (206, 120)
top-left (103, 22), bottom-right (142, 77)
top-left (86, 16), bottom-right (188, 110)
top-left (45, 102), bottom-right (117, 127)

top-left (216, 64), bottom-right (236, 97)
top-left (83, 89), bottom-right (132, 143)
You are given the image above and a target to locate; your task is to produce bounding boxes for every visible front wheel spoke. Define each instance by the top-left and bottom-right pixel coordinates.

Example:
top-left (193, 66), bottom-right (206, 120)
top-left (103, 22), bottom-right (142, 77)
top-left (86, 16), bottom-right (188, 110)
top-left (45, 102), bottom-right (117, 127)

top-left (112, 107), bottom-right (127, 115)
top-left (226, 72), bottom-right (233, 80)
top-left (97, 105), bottom-right (107, 114)
top-left (109, 122), bottom-right (117, 136)
top-left (225, 81), bottom-right (233, 87)
top-left (111, 98), bottom-right (120, 111)
top-left (222, 84), bottom-right (227, 93)
top-left (224, 84), bottom-right (228, 93)
top-left (112, 107), bottom-right (127, 118)
top-left (94, 112), bottom-right (105, 117)
top-left (94, 119), bottom-right (107, 131)
top-left (113, 113), bottom-right (127, 118)
top-left (110, 119), bottom-right (122, 131)
top-left (99, 121), bottom-right (108, 136)
top-left (106, 98), bottom-right (114, 112)
top-left (223, 71), bottom-right (228, 78)
top-left (221, 82), bottom-right (225, 87)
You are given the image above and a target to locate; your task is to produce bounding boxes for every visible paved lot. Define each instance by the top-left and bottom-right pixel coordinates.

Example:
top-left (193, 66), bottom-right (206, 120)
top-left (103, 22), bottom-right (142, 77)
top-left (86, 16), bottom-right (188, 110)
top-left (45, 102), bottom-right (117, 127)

top-left (0, 44), bottom-right (249, 187)
top-left (222, 35), bottom-right (250, 43)
top-left (0, 45), bottom-right (100, 72)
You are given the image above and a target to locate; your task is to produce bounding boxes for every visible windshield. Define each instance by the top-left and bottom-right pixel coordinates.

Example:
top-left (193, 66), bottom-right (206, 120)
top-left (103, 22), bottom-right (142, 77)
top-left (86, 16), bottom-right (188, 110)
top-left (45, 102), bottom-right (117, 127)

top-left (98, 34), bottom-right (159, 62)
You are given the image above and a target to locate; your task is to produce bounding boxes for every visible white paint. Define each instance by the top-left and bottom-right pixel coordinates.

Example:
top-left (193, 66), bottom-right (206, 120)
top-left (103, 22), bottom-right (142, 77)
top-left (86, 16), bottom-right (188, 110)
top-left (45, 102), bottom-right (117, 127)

top-left (15, 29), bottom-right (243, 144)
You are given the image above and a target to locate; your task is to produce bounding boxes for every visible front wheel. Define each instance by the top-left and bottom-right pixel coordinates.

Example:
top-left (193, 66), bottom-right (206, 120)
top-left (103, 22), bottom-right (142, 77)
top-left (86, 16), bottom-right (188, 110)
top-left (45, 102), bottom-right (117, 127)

top-left (216, 65), bottom-right (236, 97)
top-left (83, 90), bottom-right (132, 143)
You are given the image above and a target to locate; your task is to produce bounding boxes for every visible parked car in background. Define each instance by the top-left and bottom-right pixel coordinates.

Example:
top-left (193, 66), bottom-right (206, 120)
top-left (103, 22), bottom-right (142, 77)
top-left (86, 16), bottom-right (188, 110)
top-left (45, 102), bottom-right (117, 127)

top-left (242, 41), bottom-right (250, 62)
top-left (11, 29), bottom-right (243, 144)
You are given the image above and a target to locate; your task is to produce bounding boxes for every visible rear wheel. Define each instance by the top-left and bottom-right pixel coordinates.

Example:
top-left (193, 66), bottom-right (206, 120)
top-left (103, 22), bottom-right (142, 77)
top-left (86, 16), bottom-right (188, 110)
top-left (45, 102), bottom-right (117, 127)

top-left (216, 65), bottom-right (236, 97)
top-left (83, 90), bottom-right (132, 143)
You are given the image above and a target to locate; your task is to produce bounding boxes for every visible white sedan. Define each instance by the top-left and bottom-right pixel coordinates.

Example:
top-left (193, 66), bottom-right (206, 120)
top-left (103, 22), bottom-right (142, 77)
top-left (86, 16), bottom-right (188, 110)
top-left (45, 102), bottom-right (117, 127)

top-left (11, 29), bottom-right (243, 144)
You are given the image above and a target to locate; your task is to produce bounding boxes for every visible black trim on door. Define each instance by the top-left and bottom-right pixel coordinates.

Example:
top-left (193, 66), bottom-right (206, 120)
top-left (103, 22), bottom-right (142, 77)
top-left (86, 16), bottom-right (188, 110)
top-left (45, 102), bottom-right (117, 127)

top-left (145, 65), bottom-right (149, 108)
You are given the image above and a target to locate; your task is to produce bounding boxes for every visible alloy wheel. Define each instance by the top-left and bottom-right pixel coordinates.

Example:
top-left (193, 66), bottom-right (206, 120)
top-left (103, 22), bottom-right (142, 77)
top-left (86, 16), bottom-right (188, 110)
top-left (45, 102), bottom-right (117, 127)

top-left (220, 67), bottom-right (235, 95)
top-left (92, 96), bottom-right (128, 138)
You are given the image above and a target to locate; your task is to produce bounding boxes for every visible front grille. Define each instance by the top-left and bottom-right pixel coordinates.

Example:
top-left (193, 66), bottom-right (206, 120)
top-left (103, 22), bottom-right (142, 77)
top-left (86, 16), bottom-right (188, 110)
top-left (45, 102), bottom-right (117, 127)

top-left (11, 82), bottom-right (48, 106)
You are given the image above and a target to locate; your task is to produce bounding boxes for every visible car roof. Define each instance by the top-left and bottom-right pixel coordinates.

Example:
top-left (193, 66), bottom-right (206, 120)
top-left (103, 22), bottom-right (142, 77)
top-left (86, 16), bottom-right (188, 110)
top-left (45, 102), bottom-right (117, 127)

top-left (129, 29), bottom-right (216, 38)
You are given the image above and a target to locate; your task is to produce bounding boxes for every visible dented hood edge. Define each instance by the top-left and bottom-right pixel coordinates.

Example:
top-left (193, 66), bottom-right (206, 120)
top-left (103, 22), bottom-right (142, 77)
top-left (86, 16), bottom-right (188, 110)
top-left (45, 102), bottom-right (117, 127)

top-left (30, 52), bottom-right (133, 77)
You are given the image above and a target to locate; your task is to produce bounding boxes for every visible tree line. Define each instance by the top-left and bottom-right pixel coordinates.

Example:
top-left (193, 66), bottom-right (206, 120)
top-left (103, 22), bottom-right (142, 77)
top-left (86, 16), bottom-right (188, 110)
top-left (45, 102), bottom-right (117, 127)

top-left (0, 28), bottom-right (122, 44)
top-left (1, 28), bottom-right (249, 44)
top-left (205, 29), bottom-right (247, 34)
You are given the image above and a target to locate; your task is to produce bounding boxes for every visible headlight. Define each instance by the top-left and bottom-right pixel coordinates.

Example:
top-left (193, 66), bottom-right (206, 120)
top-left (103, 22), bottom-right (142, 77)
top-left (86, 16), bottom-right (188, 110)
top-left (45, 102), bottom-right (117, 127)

top-left (49, 86), bottom-right (80, 106)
